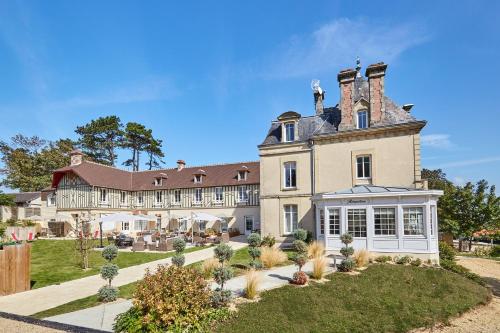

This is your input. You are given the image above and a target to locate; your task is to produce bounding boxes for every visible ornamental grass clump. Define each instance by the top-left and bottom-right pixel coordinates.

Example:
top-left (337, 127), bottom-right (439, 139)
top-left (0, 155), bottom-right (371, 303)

top-left (201, 257), bottom-right (220, 279)
top-left (247, 233), bottom-right (262, 269)
top-left (172, 238), bottom-right (186, 267)
top-left (353, 249), bottom-right (370, 268)
top-left (311, 256), bottom-right (327, 280)
top-left (244, 269), bottom-right (262, 299)
top-left (212, 243), bottom-right (234, 307)
top-left (307, 241), bottom-right (325, 259)
top-left (260, 246), bottom-right (287, 268)
top-left (337, 233), bottom-right (355, 272)
top-left (98, 245), bottom-right (119, 302)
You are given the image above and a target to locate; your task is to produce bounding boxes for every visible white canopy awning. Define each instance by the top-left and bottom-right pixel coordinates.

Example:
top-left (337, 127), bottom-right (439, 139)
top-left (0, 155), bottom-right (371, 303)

top-left (191, 212), bottom-right (220, 222)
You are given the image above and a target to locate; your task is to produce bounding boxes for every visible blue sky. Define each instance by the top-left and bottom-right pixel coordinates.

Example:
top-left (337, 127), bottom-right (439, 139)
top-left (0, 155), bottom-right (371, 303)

top-left (0, 0), bottom-right (499, 191)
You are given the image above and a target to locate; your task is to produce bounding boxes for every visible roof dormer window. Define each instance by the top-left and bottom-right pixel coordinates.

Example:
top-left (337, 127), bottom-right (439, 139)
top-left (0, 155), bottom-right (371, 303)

top-left (154, 178), bottom-right (163, 186)
top-left (284, 122), bottom-right (295, 142)
top-left (357, 110), bottom-right (368, 129)
top-left (238, 170), bottom-right (247, 181)
top-left (194, 175), bottom-right (202, 183)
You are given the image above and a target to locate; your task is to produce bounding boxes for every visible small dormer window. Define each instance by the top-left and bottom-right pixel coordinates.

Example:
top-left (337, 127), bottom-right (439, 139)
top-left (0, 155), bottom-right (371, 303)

top-left (357, 110), bottom-right (368, 129)
top-left (238, 170), bottom-right (247, 181)
top-left (194, 175), bottom-right (202, 183)
top-left (284, 122), bottom-right (295, 142)
top-left (154, 178), bottom-right (162, 186)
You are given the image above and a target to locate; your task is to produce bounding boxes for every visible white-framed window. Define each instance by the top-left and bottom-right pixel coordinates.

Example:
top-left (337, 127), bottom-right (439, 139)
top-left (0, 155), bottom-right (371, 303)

top-left (137, 192), bottom-right (144, 205)
top-left (221, 220), bottom-right (229, 232)
top-left (194, 175), bottom-right (202, 183)
top-left (121, 221), bottom-right (129, 231)
top-left (430, 205), bottom-right (436, 236)
top-left (215, 187), bottom-right (224, 202)
top-left (283, 161), bottom-right (297, 189)
top-left (154, 178), bottom-right (162, 186)
top-left (347, 209), bottom-right (367, 237)
top-left (174, 189), bottom-right (181, 204)
top-left (284, 122), bottom-right (295, 142)
top-left (374, 207), bottom-right (396, 236)
top-left (134, 220), bottom-right (148, 231)
top-left (194, 188), bottom-right (203, 204)
top-left (357, 110), bottom-right (368, 129)
top-left (284, 204), bottom-right (298, 234)
top-left (237, 171), bottom-right (247, 181)
top-left (155, 191), bottom-right (162, 204)
top-left (99, 188), bottom-right (108, 203)
top-left (404, 207), bottom-right (424, 236)
top-left (120, 191), bottom-right (127, 204)
top-left (238, 186), bottom-right (248, 202)
top-left (328, 208), bottom-right (340, 235)
top-left (245, 216), bottom-right (254, 232)
top-left (319, 208), bottom-right (324, 235)
top-left (179, 219), bottom-right (188, 232)
top-left (156, 215), bottom-right (162, 230)
top-left (47, 194), bottom-right (56, 206)
top-left (356, 155), bottom-right (371, 179)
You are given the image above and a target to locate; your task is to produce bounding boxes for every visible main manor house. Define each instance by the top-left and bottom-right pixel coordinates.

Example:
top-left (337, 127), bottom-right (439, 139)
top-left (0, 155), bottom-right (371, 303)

top-left (47, 61), bottom-right (442, 260)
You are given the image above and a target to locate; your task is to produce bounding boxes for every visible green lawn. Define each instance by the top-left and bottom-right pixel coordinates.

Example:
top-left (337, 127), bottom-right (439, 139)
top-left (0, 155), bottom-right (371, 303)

top-left (215, 264), bottom-right (491, 333)
top-left (31, 239), bottom-right (205, 289)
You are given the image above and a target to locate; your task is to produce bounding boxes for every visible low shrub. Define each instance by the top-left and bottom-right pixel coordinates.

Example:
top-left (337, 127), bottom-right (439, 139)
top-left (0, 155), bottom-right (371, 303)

top-left (247, 233), bottom-right (261, 247)
top-left (261, 234), bottom-right (276, 247)
top-left (291, 271), bottom-right (308, 285)
top-left (213, 266), bottom-right (234, 287)
top-left (340, 233), bottom-right (353, 245)
top-left (293, 240), bottom-right (308, 254)
top-left (132, 265), bottom-right (212, 330)
top-left (98, 285), bottom-right (118, 302)
top-left (211, 288), bottom-right (232, 307)
top-left (100, 263), bottom-right (119, 283)
top-left (375, 255), bottom-right (392, 263)
top-left (172, 253), bottom-right (185, 267)
top-left (311, 256), bottom-right (327, 280)
top-left (244, 269), bottom-right (261, 299)
top-left (337, 258), bottom-right (355, 272)
top-left (293, 229), bottom-right (308, 242)
top-left (214, 244), bottom-right (234, 263)
top-left (307, 241), bottom-right (325, 259)
top-left (173, 238), bottom-right (186, 253)
top-left (353, 249), bottom-right (370, 268)
top-left (102, 245), bottom-right (118, 261)
top-left (201, 258), bottom-right (220, 279)
top-left (340, 246), bottom-right (354, 258)
top-left (411, 258), bottom-right (422, 266)
top-left (396, 256), bottom-right (412, 265)
top-left (292, 253), bottom-right (308, 271)
top-left (260, 246), bottom-right (287, 268)
top-left (439, 241), bottom-right (456, 261)
top-left (440, 259), bottom-right (485, 286)
top-left (248, 246), bottom-right (262, 268)
top-left (491, 245), bottom-right (500, 257)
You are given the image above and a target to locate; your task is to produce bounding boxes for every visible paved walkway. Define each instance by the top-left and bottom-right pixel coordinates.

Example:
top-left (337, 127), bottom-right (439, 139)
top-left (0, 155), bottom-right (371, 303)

top-left (0, 238), bottom-right (248, 316)
top-left (45, 258), bottom-right (337, 332)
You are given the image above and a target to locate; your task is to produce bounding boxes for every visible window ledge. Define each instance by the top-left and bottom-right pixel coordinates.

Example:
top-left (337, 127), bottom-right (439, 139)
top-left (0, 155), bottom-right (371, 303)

top-left (282, 187), bottom-right (297, 191)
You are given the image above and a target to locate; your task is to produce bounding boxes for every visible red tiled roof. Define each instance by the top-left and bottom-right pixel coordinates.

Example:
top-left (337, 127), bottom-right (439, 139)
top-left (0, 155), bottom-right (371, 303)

top-left (52, 160), bottom-right (260, 191)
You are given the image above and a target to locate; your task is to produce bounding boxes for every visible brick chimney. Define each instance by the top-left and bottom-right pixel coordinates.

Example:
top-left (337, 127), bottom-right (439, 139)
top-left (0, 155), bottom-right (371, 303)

top-left (365, 62), bottom-right (388, 125)
top-left (177, 160), bottom-right (185, 171)
top-left (70, 149), bottom-right (84, 166)
top-left (337, 68), bottom-right (357, 128)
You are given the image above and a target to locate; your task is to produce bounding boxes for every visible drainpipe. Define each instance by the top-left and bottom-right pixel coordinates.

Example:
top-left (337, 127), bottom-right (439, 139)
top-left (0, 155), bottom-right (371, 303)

top-left (309, 139), bottom-right (317, 239)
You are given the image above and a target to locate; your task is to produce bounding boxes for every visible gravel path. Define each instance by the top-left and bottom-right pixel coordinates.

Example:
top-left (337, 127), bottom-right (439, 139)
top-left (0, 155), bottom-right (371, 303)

top-left (413, 256), bottom-right (500, 333)
top-left (0, 317), bottom-right (65, 333)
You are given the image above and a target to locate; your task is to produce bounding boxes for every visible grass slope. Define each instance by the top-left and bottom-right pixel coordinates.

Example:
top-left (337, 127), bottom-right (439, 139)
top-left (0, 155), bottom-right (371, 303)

top-left (215, 264), bottom-right (491, 333)
top-left (31, 239), bottom-right (204, 289)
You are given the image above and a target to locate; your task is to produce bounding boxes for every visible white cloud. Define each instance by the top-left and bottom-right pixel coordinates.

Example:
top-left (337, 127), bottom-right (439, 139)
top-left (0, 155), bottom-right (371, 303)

top-left (262, 18), bottom-right (429, 79)
top-left (452, 176), bottom-right (466, 186)
top-left (421, 134), bottom-right (454, 149)
top-left (431, 156), bottom-right (500, 169)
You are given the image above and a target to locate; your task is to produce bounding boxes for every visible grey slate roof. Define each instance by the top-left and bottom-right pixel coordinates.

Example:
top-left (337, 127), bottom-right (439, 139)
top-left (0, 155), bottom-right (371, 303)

top-left (260, 76), bottom-right (419, 146)
top-left (8, 192), bottom-right (41, 204)
top-left (331, 185), bottom-right (423, 195)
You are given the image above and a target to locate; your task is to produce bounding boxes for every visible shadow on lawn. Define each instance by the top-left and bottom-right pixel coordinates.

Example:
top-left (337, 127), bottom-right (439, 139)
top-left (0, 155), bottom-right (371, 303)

top-left (268, 273), bottom-right (291, 282)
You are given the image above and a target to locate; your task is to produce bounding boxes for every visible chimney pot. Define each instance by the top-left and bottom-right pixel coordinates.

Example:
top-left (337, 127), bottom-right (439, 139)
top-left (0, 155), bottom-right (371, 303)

top-left (70, 149), bottom-right (84, 166)
top-left (177, 160), bottom-right (186, 171)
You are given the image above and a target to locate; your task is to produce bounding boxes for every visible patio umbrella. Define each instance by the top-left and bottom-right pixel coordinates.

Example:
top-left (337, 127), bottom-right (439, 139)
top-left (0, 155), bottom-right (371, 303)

top-left (189, 212), bottom-right (221, 241)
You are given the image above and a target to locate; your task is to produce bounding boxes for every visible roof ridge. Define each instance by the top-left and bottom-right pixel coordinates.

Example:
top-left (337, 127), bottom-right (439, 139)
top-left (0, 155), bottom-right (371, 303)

top-left (133, 160), bottom-right (260, 173)
top-left (83, 160), bottom-right (132, 172)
